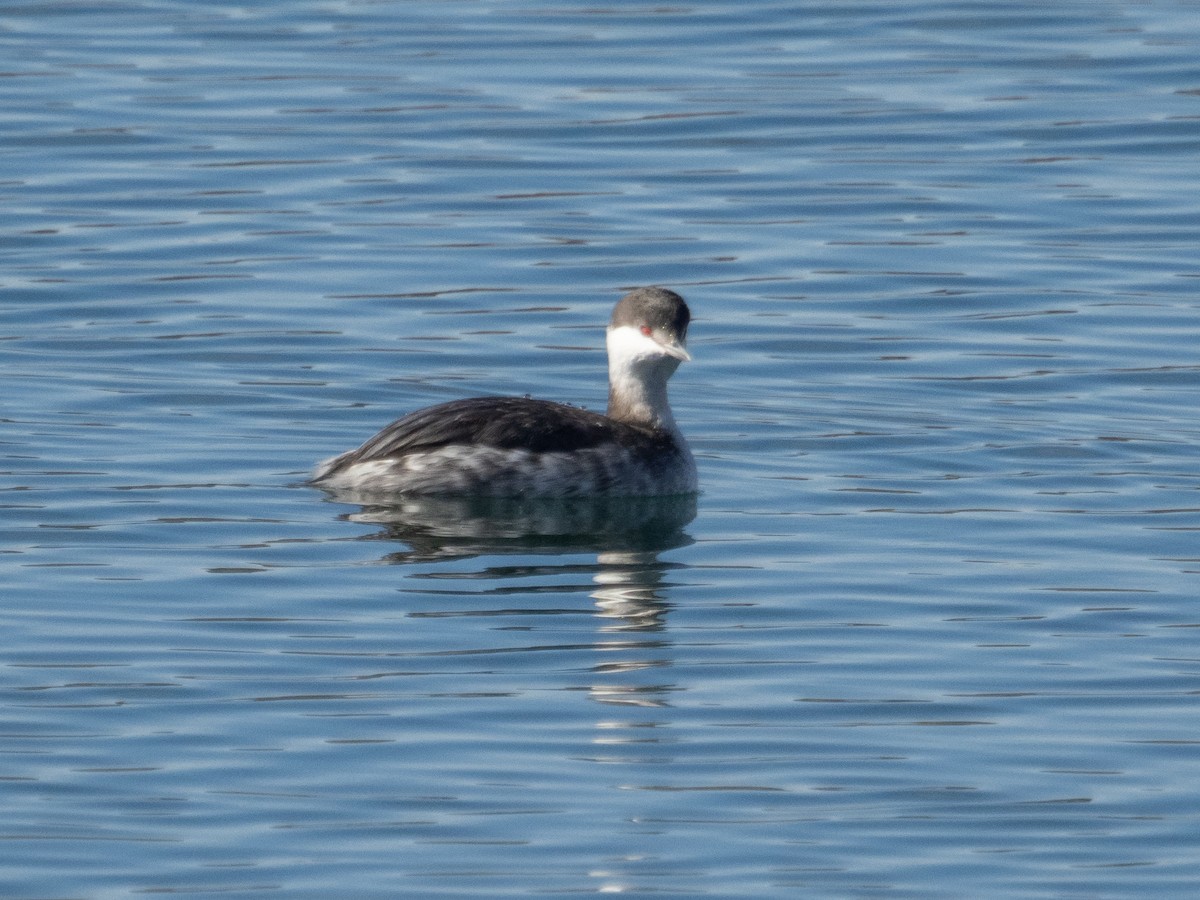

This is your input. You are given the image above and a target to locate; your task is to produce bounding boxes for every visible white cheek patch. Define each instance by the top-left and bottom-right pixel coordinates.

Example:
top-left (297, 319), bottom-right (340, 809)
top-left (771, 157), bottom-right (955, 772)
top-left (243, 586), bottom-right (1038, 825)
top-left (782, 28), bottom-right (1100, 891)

top-left (606, 325), bottom-right (663, 368)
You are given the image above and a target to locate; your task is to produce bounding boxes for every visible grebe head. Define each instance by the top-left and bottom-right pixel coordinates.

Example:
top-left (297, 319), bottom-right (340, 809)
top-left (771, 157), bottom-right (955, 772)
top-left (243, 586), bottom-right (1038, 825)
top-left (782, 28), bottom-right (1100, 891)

top-left (609, 286), bottom-right (690, 362)
top-left (605, 287), bottom-right (691, 430)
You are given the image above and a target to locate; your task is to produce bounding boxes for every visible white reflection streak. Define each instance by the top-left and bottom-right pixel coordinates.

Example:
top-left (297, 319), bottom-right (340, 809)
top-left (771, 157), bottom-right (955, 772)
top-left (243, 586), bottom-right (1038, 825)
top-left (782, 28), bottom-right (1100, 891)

top-left (588, 550), bottom-right (674, 708)
top-left (593, 550), bottom-right (666, 627)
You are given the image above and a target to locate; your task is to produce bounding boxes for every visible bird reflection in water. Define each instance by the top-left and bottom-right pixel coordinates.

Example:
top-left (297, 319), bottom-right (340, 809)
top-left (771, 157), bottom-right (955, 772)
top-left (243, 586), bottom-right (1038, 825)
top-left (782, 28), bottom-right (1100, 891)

top-left (317, 487), bottom-right (696, 708)
top-left (317, 487), bottom-right (695, 566)
top-left (318, 488), bottom-right (692, 893)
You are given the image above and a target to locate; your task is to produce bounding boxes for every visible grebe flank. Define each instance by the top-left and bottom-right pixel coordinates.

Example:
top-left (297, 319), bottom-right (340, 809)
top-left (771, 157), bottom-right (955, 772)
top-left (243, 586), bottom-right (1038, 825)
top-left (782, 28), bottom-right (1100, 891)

top-left (311, 287), bottom-right (697, 497)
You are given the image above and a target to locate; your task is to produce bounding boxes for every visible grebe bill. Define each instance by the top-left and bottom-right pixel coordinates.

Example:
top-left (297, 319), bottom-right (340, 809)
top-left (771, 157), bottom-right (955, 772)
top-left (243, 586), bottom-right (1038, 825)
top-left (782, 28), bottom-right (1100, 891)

top-left (311, 287), bottom-right (697, 498)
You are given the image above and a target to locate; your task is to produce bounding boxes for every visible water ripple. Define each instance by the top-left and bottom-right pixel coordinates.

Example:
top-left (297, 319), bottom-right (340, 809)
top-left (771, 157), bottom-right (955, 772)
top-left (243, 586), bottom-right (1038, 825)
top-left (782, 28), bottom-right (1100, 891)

top-left (4, 1), bottom-right (1200, 897)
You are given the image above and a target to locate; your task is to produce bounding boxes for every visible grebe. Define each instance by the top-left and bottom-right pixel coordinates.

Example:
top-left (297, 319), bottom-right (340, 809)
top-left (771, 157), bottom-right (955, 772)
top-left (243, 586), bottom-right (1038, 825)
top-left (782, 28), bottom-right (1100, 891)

top-left (311, 287), bottom-right (697, 497)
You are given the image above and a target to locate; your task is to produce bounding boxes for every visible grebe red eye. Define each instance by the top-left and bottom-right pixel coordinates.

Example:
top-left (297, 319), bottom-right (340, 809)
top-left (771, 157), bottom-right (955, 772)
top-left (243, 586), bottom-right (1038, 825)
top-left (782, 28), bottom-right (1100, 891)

top-left (640, 325), bottom-right (652, 336)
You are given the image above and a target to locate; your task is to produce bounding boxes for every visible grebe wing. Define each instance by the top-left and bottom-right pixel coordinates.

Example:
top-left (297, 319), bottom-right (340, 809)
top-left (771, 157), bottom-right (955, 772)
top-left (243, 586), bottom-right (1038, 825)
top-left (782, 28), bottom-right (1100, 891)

top-left (344, 396), bottom-right (649, 462)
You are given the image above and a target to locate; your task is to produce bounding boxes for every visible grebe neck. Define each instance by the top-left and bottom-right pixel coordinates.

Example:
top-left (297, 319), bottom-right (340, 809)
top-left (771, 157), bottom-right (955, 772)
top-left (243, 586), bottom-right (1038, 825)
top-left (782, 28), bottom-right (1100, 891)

top-left (605, 324), bottom-right (684, 434)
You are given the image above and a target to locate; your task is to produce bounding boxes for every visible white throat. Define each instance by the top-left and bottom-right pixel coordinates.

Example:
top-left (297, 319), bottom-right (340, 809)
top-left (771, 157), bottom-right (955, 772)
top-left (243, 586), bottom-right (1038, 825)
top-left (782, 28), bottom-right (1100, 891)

top-left (605, 325), bottom-right (683, 432)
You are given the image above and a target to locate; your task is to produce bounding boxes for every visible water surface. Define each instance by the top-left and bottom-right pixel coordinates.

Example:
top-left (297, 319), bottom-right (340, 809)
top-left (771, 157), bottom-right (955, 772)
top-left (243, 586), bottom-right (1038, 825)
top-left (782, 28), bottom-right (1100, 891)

top-left (3, 2), bottom-right (1200, 897)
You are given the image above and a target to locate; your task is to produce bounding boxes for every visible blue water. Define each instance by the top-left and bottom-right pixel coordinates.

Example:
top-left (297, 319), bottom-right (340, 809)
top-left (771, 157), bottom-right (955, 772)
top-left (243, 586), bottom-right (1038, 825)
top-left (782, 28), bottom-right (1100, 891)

top-left (4, 1), bottom-right (1200, 897)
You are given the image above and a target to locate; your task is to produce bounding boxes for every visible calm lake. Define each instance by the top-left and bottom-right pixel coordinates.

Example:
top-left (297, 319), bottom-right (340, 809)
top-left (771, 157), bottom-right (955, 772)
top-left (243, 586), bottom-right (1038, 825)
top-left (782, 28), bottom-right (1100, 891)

top-left (4, 1), bottom-right (1200, 897)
